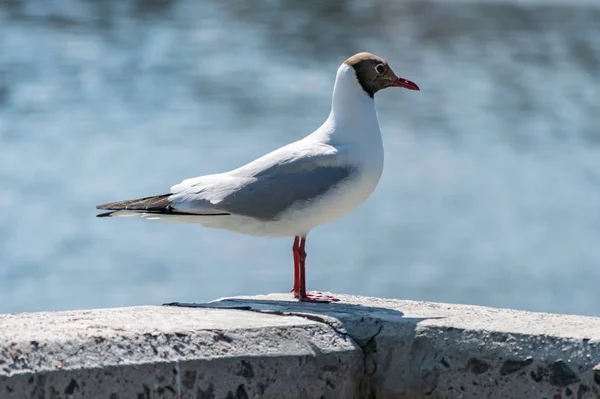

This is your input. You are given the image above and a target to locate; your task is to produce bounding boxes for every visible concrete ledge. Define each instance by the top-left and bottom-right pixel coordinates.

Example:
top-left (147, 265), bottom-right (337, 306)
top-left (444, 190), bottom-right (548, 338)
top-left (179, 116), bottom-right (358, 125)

top-left (1, 294), bottom-right (599, 398)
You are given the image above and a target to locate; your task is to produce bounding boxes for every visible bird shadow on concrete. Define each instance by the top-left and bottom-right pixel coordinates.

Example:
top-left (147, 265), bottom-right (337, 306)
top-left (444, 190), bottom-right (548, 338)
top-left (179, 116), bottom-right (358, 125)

top-left (163, 296), bottom-right (442, 345)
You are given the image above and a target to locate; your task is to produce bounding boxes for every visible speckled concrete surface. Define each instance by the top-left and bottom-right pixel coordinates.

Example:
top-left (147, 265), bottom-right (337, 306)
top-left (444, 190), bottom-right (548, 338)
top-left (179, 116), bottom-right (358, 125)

top-left (1, 294), bottom-right (600, 398)
top-left (217, 294), bottom-right (600, 399)
top-left (0, 305), bottom-right (362, 398)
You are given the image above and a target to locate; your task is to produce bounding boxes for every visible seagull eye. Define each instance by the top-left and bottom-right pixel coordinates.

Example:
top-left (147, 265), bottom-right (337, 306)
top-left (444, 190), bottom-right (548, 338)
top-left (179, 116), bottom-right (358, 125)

top-left (375, 64), bottom-right (386, 75)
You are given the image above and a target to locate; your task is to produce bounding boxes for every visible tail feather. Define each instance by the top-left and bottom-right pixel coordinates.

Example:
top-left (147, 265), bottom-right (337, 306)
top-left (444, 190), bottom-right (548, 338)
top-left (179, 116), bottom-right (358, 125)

top-left (96, 194), bottom-right (172, 212)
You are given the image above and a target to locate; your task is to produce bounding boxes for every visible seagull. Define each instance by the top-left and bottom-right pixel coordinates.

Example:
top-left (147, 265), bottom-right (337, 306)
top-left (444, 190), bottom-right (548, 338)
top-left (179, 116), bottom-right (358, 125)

top-left (96, 52), bottom-right (419, 303)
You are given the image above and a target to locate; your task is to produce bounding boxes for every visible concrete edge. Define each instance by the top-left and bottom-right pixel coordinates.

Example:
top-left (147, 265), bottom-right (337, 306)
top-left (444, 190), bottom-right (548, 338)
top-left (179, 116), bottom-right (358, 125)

top-left (1, 294), bottom-right (599, 398)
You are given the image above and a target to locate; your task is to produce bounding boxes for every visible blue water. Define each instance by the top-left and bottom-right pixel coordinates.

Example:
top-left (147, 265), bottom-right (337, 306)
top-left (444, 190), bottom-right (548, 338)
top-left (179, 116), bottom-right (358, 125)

top-left (1, 0), bottom-right (599, 316)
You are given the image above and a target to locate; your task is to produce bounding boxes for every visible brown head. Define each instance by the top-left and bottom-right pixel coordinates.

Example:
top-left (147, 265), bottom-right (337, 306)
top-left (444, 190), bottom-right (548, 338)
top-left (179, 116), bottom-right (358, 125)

top-left (344, 52), bottom-right (419, 98)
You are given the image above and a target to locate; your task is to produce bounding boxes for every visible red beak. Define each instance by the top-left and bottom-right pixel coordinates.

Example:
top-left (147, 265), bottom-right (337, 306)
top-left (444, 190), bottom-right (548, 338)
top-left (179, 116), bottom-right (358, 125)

top-left (392, 77), bottom-right (420, 91)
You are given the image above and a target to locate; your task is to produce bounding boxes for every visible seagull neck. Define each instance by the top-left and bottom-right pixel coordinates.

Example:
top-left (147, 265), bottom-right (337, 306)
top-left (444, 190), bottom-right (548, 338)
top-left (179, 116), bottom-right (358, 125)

top-left (328, 64), bottom-right (378, 129)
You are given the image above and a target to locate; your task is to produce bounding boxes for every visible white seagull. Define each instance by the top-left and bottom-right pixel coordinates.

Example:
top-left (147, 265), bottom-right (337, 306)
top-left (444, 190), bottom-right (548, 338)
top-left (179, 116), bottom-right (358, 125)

top-left (96, 52), bottom-right (419, 302)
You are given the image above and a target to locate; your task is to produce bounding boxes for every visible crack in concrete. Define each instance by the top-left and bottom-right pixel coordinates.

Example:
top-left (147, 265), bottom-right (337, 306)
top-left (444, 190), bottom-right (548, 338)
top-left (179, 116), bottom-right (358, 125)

top-left (228, 306), bottom-right (385, 398)
top-left (357, 324), bottom-right (384, 399)
top-left (163, 302), bottom-right (351, 339)
top-left (164, 302), bottom-right (385, 397)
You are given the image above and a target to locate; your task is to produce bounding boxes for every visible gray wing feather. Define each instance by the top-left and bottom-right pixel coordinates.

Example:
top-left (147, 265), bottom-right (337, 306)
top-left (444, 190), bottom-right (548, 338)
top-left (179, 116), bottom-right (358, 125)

top-left (215, 166), bottom-right (353, 220)
top-left (169, 143), bottom-right (355, 220)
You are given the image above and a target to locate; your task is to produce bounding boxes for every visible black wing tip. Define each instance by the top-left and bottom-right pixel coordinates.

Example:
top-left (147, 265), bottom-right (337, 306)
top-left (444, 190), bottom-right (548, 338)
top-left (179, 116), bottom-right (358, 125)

top-left (96, 211), bottom-right (115, 218)
top-left (95, 210), bottom-right (232, 218)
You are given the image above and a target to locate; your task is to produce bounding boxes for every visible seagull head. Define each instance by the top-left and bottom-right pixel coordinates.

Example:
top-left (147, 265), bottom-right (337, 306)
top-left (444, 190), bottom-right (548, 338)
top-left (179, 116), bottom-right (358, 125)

top-left (344, 52), bottom-right (420, 98)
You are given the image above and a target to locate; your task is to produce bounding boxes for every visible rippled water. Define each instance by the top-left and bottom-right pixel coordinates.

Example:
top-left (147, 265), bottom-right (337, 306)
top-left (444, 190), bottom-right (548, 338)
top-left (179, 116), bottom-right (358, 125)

top-left (1, 0), bottom-right (599, 316)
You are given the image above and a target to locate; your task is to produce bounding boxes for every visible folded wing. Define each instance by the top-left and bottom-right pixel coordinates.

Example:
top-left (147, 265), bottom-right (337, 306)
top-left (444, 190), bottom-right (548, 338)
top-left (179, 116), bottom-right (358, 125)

top-left (96, 142), bottom-right (355, 221)
top-left (170, 144), bottom-right (355, 221)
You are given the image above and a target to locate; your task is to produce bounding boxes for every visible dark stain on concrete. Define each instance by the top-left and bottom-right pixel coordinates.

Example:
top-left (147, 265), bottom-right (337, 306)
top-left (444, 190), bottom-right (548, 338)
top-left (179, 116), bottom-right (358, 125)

top-left (236, 360), bottom-right (254, 378)
top-left (467, 357), bottom-right (489, 374)
top-left (235, 384), bottom-right (249, 399)
top-left (593, 366), bottom-right (600, 386)
top-left (183, 370), bottom-right (197, 389)
top-left (138, 383), bottom-right (150, 399)
top-left (157, 385), bottom-right (175, 395)
top-left (576, 384), bottom-right (591, 399)
top-left (500, 357), bottom-right (534, 376)
top-left (550, 361), bottom-right (580, 387)
top-left (197, 383), bottom-right (215, 399)
top-left (531, 364), bottom-right (550, 383)
top-left (224, 384), bottom-right (249, 399)
top-left (64, 379), bottom-right (79, 395)
top-left (31, 375), bottom-right (46, 398)
top-left (422, 367), bottom-right (440, 395)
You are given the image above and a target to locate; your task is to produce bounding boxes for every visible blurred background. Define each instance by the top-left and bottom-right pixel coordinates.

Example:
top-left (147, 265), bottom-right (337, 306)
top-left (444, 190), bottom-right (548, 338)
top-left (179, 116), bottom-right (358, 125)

top-left (0, 0), bottom-right (599, 316)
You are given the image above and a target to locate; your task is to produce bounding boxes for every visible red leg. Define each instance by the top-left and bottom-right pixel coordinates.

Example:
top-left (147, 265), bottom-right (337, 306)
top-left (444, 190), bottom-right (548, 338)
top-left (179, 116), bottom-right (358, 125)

top-left (298, 237), bottom-right (307, 298)
top-left (296, 236), bottom-right (339, 303)
top-left (292, 236), bottom-right (300, 295)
